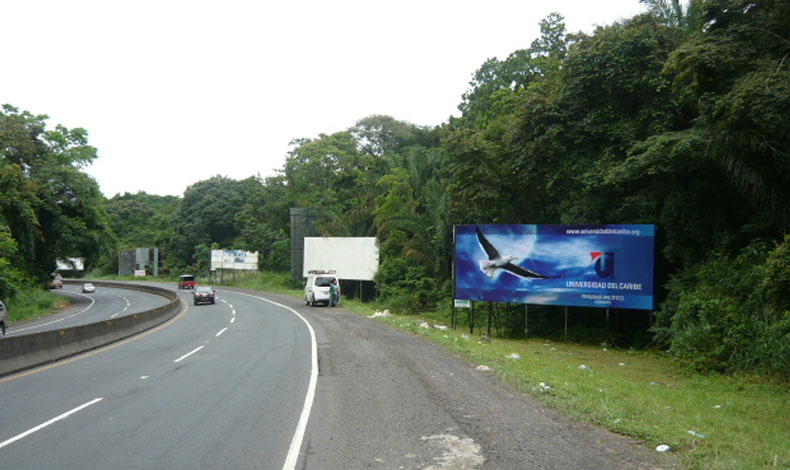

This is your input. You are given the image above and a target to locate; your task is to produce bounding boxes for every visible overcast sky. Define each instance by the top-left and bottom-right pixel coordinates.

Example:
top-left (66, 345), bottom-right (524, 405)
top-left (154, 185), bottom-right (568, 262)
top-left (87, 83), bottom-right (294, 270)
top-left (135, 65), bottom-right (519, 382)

top-left (1, 0), bottom-right (645, 198)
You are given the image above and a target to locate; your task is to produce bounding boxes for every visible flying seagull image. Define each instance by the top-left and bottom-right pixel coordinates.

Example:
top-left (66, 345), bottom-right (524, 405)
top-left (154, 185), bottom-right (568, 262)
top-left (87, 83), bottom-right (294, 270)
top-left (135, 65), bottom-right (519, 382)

top-left (475, 225), bottom-right (560, 279)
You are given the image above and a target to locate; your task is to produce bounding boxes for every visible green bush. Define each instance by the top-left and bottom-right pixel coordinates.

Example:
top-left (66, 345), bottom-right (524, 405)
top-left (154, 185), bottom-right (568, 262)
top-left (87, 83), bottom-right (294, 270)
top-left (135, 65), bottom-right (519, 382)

top-left (7, 286), bottom-right (61, 323)
top-left (655, 237), bottom-right (790, 379)
top-left (762, 234), bottom-right (790, 312)
top-left (263, 239), bottom-right (290, 271)
top-left (374, 258), bottom-right (442, 313)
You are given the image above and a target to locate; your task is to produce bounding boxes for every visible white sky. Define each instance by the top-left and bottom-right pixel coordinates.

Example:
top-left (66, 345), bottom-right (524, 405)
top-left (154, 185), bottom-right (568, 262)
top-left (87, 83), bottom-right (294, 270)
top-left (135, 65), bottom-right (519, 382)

top-left (1, 0), bottom-right (645, 198)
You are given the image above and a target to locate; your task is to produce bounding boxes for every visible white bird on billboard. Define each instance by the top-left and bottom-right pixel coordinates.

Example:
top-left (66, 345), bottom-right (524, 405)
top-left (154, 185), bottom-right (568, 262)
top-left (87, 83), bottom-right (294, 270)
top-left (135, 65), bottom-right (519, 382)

top-left (475, 225), bottom-right (560, 279)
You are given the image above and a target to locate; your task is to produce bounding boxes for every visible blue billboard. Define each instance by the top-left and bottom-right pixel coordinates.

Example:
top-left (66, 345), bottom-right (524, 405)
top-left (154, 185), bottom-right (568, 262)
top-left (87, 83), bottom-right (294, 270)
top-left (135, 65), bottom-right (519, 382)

top-left (454, 225), bottom-right (655, 310)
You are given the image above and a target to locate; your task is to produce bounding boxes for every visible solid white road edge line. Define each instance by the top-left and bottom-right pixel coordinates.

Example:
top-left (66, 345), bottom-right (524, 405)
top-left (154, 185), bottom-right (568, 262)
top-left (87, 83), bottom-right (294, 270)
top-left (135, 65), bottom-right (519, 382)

top-left (9, 292), bottom-right (96, 335)
top-left (0, 397), bottom-right (104, 450)
top-left (230, 291), bottom-right (318, 470)
top-left (174, 345), bottom-right (204, 363)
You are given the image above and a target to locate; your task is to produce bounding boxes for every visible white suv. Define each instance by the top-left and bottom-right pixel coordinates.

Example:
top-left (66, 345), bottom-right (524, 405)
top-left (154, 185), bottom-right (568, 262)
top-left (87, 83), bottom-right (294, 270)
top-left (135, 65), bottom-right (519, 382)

top-left (304, 271), bottom-right (340, 307)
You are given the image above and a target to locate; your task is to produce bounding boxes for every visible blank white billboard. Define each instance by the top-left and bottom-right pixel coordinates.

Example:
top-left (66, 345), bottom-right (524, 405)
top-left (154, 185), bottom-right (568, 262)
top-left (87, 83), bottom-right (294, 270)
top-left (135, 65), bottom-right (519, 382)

top-left (211, 250), bottom-right (259, 270)
top-left (303, 237), bottom-right (379, 281)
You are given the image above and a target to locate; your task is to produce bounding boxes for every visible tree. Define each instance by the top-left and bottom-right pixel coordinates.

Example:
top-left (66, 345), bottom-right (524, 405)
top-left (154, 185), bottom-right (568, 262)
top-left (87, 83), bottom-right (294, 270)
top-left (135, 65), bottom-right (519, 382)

top-left (170, 176), bottom-right (253, 269)
top-left (0, 105), bottom-right (114, 283)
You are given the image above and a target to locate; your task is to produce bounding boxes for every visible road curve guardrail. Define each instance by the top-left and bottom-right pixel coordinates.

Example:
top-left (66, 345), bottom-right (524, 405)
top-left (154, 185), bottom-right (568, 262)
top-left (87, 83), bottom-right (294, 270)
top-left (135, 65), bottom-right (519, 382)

top-left (0, 280), bottom-right (182, 378)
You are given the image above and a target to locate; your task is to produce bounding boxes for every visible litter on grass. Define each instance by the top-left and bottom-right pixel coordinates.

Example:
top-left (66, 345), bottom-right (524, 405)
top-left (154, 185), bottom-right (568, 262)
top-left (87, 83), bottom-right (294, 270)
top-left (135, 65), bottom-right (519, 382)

top-left (369, 310), bottom-right (392, 318)
top-left (533, 382), bottom-right (552, 393)
top-left (578, 364), bottom-right (590, 371)
top-left (476, 365), bottom-right (492, 371)
top-left (656, 445), bottom-right (670, 452)
top-left (506, 353), bottom-right (521, 360)
top-left (687, 430), bottom-right (705, 438)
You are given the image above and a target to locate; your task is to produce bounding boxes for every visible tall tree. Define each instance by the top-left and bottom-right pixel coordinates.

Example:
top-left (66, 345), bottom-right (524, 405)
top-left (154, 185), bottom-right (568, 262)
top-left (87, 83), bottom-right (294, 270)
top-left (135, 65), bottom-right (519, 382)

top-left (0, 105), bottom-right (114, 283)
top-left (169, 176), bottom-right (253, 269)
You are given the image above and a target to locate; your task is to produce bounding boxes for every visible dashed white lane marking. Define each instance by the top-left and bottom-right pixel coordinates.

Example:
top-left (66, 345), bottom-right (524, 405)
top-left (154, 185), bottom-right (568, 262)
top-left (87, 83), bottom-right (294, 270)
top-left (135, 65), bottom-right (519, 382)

top-left (174, 346), bottom-right (204, 363)
top-left (216, 327), bottom-right (228, 337)
top-left (0, 398), bottom-right (104, 450)
top-left (109, 296), bottom-right (131, 319)
top-left (230, 317), bottom-right (235, 324)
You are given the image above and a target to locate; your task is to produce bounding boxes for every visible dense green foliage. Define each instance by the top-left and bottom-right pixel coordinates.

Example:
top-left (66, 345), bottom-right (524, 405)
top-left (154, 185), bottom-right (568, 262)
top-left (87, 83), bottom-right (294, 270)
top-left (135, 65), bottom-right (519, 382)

top-left (2, 0), bottom-right (788, 378)
top-left (0, 105), bottom-right (115, 296)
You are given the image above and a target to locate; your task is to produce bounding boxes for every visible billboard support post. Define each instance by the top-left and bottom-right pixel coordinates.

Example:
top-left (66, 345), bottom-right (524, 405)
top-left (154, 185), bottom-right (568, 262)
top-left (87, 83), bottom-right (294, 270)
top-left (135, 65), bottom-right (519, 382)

top-left (494, 304), bottom-right (501, 337)
top-left (606, 308), bottom-right (611, 344)
top-left (524, 304), bottom-right (528, 340)
top-left (487, 303), bottom-right (493, 337)
top-left (564, 306), bottom-right (569, 342)
top-left (470, 302), bottom-right (475, 335)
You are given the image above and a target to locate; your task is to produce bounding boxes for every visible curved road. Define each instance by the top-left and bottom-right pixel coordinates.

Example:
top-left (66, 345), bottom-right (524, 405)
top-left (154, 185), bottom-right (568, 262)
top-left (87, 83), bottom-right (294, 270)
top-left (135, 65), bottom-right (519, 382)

top-left (5, 284), bottom-right (169, 337)
top-left (0, 287), bottom-right (314, 470)
top-left (0, 285), bottom-right (673, 470)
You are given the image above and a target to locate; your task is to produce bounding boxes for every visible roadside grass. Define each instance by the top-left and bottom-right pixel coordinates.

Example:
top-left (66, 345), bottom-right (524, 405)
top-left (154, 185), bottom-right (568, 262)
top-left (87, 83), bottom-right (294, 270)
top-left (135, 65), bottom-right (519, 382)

top-left (6, 286), bottom-right (71, 323)
top-left (334, 297), bottom-right (789, 470)
top-left (230, 270), bottom-right (303, 294)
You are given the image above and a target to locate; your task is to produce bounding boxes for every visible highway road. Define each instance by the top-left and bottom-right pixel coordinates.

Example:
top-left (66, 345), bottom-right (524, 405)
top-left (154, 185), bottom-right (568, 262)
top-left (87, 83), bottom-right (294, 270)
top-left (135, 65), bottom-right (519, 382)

top-left (0, 285), bottom-right (672, 469)
top-left (0, 287), bottom-right (315, 470)
top-left (4, 284), bottom-right (170, 337)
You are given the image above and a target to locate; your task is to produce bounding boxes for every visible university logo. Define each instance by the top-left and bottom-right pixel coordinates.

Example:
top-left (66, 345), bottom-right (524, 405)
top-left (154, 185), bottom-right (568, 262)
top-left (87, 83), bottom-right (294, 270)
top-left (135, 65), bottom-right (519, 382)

top-left (590, 252), bottom-right (615, 278)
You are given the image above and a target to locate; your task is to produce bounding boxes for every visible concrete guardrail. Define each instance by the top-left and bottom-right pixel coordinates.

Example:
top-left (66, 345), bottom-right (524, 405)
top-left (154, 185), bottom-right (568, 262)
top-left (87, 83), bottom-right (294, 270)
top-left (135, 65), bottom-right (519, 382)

top-left (0, 280), bottom-right (182, 378)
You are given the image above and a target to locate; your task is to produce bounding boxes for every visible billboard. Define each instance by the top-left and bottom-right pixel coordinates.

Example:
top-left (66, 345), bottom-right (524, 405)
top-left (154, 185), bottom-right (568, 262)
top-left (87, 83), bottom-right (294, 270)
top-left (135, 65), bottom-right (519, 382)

top-left (454, 225), bottom-right (654, 310)
top-left (303, 237), bottom-right (379, 281)
top-left (211, 250), bottom-right (259, 270)
top-left (56, 257), bottom-right (84, 271)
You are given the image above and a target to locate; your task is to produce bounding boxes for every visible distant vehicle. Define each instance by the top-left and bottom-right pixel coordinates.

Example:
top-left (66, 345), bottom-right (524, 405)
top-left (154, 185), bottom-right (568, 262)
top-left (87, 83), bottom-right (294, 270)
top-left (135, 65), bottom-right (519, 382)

top-left (178, 274), bottom-right (196, 290)
top-left (304, 270), bottom-right (340, 307)
top-left (0, 299), bottom-right (7, 337)
top-left (193, 286), bottom-right (215, 305)
top-left (49, 273), bottom-right (63, 289)
top-left (82, 283), bottom-right (96, 293)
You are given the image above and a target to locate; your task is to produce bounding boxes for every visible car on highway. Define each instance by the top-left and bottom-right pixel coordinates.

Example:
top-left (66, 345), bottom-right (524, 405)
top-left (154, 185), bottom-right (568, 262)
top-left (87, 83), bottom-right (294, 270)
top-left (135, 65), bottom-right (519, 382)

top-left (82, 282), bottom-right (96, 293)
top-left (178, 274), bottom-right (196, 289)
top-left (0, 299), bottom-right (7, 337)
top-left (193, 285), bottom-right (215, 305)
top-left (49, 273), bottom-right (63, 289)
top-left (304, 271), bottom-right (340, 307)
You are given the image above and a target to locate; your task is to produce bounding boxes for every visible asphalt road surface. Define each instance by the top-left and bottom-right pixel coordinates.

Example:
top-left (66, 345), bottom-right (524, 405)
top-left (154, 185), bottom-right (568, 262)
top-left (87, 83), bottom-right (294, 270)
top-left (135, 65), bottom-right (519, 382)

top-left (0, 285), bottom-right (675, 469)
top-left (4, 284), bottom-right (170, 336)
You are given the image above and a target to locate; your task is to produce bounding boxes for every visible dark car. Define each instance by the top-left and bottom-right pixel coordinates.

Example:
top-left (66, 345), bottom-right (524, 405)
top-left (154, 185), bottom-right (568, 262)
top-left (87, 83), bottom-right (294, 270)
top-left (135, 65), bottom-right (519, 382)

top-left (193, 286), bottom-right (215, 305)
top-left (178, 274), bottom-right (196, 290)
